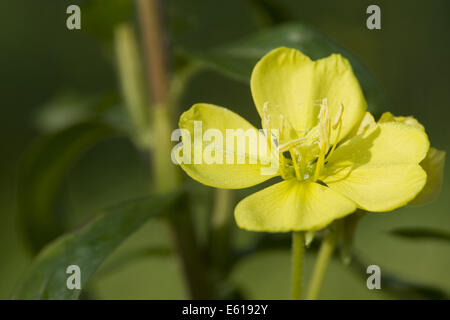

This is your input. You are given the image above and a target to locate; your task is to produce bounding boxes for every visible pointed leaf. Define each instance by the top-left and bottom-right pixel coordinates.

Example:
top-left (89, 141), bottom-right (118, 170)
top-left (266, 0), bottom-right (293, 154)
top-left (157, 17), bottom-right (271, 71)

top-left (185, 23), bottom-right (388, 113)
top-left (18, 122), bottom-right (118, 252)
top-left (12, 192), bottom-right (180, 300)
top-left (389, 227), bottom-right (450, 242)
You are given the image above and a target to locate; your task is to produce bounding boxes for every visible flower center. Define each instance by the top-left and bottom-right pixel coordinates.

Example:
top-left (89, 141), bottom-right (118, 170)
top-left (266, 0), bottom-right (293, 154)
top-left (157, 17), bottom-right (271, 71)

top-left (262, 99), bottom-right (344, 182)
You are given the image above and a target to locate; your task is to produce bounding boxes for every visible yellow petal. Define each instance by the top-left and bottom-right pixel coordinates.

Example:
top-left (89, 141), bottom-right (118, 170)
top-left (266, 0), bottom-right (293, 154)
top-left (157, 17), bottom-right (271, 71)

top-left (251, 47), bottom-right (367, 144)
top-left (324, 164), bottom-right (426, 212)
top-left (176, 103), bottom-right (278, 189)
top-left (234, 180), bottom-right (357, 232)
top-left (376, 112), bottom-right (445, 205)
top-left (347, 111), bottom-right (376, 138)
top-left (326, 122), bottom-right (429, 167)
top-left (323, 122), bottom-right (430, 211)
top-left (378, 111), bottom-right (425, 131)
top-left (410, 147), bottom-right (446, 205)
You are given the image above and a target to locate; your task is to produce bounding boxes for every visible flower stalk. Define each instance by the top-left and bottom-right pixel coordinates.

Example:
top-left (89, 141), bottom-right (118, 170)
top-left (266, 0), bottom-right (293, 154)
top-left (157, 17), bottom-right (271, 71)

top-left (137, 0), bottom-right (168, 107)
top-left (210, 188), bottom-right (234, 274)
top-left (114, 23), bottom-right (149, 148)
top-left (306, 226), bottom-right (339, 300)
top-left (291, 231), bottom-right (305, 300)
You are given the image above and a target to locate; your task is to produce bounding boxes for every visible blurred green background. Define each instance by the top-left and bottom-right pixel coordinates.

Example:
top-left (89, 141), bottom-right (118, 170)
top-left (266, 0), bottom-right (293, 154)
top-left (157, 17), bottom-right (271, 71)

top-left (0, 0), bottom-right (449, 299)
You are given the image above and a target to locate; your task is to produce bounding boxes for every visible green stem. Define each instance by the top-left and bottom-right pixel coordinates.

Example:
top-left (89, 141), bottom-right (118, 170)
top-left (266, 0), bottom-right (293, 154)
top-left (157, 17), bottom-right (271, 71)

top-left (291, 231), bottom-right (305, 300)
top-left (168, 197), bottom-right (214, 299)
top-left (306, 227), bottom-right (338, 300)
top-left (137, 0), bottom-right (168, 106)
top-left (136, 0), bottom-right (213, 298)
top-left (114, 23), bottom-right (148, 148)
top-left (209, 189), bottom-right (233, 274)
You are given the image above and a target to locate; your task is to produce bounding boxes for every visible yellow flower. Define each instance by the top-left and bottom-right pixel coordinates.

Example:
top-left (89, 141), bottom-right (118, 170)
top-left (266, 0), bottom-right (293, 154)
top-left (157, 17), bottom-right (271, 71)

top-left (175, 47), bottom-right (433, 232)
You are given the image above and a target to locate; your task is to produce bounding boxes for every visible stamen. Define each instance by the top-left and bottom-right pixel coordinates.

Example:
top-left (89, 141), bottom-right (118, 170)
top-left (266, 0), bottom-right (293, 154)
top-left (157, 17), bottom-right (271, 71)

top-left (279, 153), bottom-right (287, 180)
top-left (278, 137), bottom-right (307, 153)
top-left (318, 99), bottom-right (330, 152)
top-left (262, 101), bottom-right (269, 129)
top-left (266, 99), bottom-right (345, 182)
top-left (313, 140), bottom-right (327, 181)
top-left (279, 114), bottom-right (284, 142)
top-left (312, 99), bottom-right (344, 181)
top-left (289, 149), bottom-right (302, 180)
top-left (327, 103), bottom-right (344, 161)
top-left (262, 102), bottom-right (271, 148)
top-left (262, 101), bottom-right (269, 113)
top-left (333, 103), bottom-right (344, 129)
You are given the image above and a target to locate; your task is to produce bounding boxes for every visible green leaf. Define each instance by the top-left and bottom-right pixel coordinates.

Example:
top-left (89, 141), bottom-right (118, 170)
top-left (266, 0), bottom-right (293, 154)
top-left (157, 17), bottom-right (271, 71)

top-left (18, 122), bottom-right (118, 253)
top-left (97, 246), bottom-right (173, 277)
top-left (12, 192), bottom-right (180, 300)
top-left (33, 91), bottom-right (119, 133)
top-left (185, 22), bottom-right (388, 113)
top-left (389, 227), bottom-right (450, 242)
